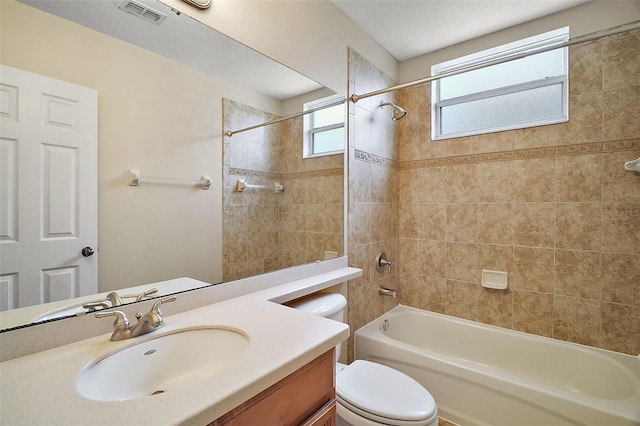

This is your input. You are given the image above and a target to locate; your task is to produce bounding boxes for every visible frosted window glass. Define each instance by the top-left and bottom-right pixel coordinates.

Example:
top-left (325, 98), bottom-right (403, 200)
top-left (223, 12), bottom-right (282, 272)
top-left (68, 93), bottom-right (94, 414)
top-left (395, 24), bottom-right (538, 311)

top-left (313, 127), bottom-right (344, 154)
top-left (440, 84), bottom-right (564, 135)
top-left (440, 49), bottom-right (565, 100)
top-left (313, 104), bottom-right (344, 128)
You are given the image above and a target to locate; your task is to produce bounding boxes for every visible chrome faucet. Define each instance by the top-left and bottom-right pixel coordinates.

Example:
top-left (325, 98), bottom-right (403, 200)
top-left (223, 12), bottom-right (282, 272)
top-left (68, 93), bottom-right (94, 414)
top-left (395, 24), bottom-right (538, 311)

top-left (95, 296), bottom-right (176, 341)
top-left (378, 286), bottom-right (397, 298)
top-left (82, 288), bottom-right (159, 312)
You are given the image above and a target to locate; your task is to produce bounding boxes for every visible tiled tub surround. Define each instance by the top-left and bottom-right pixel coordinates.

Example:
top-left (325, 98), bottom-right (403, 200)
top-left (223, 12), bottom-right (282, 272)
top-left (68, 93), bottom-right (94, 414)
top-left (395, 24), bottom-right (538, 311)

top-left (347, 49), bottom-right (402, 361)
top-left (223, 99), bottom-right (343, 281)
top-left (348, 28), bottom-right (640, 357)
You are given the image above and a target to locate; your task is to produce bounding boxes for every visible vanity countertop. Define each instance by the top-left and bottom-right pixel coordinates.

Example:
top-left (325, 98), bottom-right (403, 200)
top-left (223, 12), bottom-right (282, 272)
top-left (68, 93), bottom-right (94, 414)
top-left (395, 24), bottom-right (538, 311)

top-left (0, 272), bottom-right (356, 425)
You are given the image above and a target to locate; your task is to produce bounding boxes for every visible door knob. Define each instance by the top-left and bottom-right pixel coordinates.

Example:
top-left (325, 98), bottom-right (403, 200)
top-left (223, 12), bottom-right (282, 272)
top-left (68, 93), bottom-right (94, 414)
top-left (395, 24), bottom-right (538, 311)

top-left (81, 247), bottom-right (95, 257)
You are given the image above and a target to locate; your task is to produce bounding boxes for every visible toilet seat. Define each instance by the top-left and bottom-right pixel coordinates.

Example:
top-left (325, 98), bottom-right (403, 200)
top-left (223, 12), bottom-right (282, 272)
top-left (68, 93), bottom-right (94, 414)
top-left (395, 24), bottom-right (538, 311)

top-left (336, 360), bottom-right (437, 426)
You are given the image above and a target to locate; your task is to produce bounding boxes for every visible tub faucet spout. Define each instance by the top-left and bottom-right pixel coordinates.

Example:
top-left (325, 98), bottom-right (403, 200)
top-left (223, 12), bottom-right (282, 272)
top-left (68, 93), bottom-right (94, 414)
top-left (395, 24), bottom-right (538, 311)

top-left (378, 286), bottom-right (397, 298)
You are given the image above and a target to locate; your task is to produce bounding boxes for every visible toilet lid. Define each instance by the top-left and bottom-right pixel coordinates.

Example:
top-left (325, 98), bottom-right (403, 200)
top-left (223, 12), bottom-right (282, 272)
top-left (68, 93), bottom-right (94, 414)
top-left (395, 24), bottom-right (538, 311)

top-left (336, 360), bottom-right (436, 423)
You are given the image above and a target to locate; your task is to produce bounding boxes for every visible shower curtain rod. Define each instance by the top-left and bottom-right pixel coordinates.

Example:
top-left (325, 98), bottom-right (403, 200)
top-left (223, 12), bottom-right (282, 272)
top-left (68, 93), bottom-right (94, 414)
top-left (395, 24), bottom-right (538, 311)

top-left (226, 20), bottom-right (639, 136)
top-left (350, 20), bottom-right (640, 103)
top-left (225, 97), bottom-right (346, 137)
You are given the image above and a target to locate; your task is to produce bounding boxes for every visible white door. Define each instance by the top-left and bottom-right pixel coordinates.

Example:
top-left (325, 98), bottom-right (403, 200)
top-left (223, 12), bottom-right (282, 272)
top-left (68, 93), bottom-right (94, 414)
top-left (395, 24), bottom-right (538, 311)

top-left (0, 65), bottom-right (98, 310)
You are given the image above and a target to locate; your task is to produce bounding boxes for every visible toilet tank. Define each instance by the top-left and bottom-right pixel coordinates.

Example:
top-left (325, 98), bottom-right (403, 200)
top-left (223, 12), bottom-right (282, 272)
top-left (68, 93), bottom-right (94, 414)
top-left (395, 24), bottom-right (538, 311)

top-left (287, 293), bottom-right (346, 323)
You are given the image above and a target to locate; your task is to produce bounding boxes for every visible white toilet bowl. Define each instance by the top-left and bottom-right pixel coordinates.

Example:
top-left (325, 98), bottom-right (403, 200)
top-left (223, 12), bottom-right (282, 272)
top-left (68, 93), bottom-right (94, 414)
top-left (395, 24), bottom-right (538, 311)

top-left (287, 293), bottom-right (438, 426)
top-left (336, 360), bottom-right (438, 426)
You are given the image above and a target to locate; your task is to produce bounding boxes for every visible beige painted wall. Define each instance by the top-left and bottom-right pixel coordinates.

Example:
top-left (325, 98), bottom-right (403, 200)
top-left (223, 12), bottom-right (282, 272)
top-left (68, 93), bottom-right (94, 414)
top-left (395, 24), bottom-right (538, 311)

top-left (0, 1), bottom-right (285, 292)
top-left (160, 0), bottom-right (399, 95)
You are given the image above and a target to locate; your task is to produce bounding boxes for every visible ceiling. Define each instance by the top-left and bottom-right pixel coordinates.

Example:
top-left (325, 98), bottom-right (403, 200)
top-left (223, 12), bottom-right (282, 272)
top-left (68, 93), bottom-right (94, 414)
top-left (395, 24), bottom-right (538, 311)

top-left (331, 0), bottom-right (591, 61)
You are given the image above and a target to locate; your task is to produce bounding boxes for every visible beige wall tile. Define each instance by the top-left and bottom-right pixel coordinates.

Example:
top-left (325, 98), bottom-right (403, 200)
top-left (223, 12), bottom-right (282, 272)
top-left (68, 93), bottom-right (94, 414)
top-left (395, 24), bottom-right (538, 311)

top-left (478, 161), bottom-right (514, 202)
top-left (600, 302), bottom-right (640, 354)
top-left (555, 202), bottom-right (602, 250)
top-left (513, 202), bottom-right (555, 248)
top-left (602, 202), bottom-right (640, 254)
top-left (417, 204), bottom-right (447, 241)
top-left (604, 86), bottom-right (640, 141)
top-left (446, 204), bottom-right (478, 243)
top-left (478, 244), bottom-right (513, 284)
top-left (514, 157), bottom-right (555, 202)
top-left (569, 39), bottom-right (602, 95)
top-left (555, 249), bottom-right (602, 299)
top-left (447, 136), bottom-right (478, 157)
top-left (555, 154), bottom-right (603, 202)
top-left (418, 240), bottom-right (446, 277)
top-left (400, 275), bottom-right (446, 313)
top-left (514, 124), bottom-right (564, 149)
top-left (513, 290), bottom-right (553, 337)
top-left (399, 203), bottom-right (419, 239)
top-left (477, 131), bottom-right (515, 154)
top-left (562, 92), bottom-right (604, 145)
top-left (349, 203), bottom-right (371, 246)
top-left (603, 149), bottom-right (640, 202)
top-left (477, 288), bottom-right (513, 329)
top-left (446, 164), bottom-right (478, 203)
top-left (445, 242), bottom-right (478, 282)
top-left (445, 280), bottom-right (477, 320)
top-left (602, 252), bottom-right (640, 305)
top-left (553, 296), bottom-right (601, 346)
top-left (603, 29), bottom-right (640, 90)
top-left (401, 166), bottom-right (448, 203)
top-left (513, 247), bottom-right (554, 293)
top-left (399, 238), bottom-right (418, 276)
top-left (478, 203), bottom-right (514, 245)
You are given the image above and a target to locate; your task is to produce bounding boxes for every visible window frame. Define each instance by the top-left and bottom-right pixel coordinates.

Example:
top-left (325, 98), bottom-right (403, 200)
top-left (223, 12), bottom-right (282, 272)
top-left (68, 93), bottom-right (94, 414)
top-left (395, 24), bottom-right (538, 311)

top-left (303, 94), bottom-right (345, 158)
top-left (431, 27), bottom-right (570, 140)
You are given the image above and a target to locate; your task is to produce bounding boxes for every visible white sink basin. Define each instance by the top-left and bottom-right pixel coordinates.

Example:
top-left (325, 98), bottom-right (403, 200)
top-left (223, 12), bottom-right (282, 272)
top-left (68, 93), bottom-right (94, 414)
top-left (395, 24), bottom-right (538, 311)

top-left (76, 327), bottom-right (249, 401)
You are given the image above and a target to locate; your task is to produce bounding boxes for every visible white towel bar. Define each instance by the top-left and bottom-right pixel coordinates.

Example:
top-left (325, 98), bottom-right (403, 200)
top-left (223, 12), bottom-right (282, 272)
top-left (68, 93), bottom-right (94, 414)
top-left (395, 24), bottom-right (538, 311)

top-left (128, 169), bottom-right (212, 190)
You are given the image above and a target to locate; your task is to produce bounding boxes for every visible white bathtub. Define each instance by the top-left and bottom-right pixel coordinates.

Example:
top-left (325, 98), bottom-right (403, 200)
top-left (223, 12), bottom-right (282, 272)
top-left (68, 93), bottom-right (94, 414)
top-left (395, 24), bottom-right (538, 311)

top-left (355, 305), bottom-right (640, 426)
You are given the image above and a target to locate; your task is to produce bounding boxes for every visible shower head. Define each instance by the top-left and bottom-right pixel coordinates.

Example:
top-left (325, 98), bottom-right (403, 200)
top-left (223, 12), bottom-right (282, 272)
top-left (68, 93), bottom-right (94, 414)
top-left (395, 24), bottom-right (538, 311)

top-left (379, 101), bottom-right (407, 121)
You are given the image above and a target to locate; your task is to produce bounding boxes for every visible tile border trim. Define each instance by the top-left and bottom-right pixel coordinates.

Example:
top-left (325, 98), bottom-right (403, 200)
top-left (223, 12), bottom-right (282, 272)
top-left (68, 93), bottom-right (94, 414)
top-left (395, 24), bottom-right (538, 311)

top-left (399, 138), bottom-right (640, 170)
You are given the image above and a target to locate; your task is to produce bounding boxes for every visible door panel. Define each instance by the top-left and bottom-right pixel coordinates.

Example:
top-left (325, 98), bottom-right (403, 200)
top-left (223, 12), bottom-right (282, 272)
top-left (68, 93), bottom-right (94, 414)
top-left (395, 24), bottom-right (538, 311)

top-left (0, 65), bottom-right (98, 310)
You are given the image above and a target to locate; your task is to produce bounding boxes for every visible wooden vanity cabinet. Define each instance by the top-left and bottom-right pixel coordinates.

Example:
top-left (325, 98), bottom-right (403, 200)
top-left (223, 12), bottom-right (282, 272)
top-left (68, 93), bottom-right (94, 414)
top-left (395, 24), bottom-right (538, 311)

top-left (209, 349), bottom-right (336, 426)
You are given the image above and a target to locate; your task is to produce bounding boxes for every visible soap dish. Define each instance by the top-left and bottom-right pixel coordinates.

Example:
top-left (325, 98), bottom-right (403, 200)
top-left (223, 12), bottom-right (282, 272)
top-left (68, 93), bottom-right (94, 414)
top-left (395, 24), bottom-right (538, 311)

top-left (481, 269), bottom-right (508, 290)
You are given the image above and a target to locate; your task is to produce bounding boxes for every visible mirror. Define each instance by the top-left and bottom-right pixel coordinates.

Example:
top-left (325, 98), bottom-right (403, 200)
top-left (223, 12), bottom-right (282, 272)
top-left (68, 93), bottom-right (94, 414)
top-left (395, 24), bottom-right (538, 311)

top-left (0, 0), bottom-right (344, 330)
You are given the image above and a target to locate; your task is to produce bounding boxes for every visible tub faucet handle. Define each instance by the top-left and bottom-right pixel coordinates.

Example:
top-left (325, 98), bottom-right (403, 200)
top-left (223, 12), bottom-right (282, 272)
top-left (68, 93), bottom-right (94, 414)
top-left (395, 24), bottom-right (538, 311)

top-left (376, 251), bottom-right (392, 273)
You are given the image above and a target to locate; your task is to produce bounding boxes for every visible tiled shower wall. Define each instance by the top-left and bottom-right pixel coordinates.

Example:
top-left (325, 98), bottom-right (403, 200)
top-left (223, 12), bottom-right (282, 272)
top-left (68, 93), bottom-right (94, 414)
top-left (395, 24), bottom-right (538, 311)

top-left (347, 49), bottom-right (401, 361)
top-left (348, 28), bottom-right (640, 357)
top-left (223, 99), bottom-right (343, 281)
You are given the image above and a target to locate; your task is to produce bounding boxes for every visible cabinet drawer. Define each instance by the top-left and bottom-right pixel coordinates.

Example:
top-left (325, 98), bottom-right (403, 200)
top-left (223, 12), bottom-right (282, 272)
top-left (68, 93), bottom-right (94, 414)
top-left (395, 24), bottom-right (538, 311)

top-left (210, 349), bottom-right (335, 426)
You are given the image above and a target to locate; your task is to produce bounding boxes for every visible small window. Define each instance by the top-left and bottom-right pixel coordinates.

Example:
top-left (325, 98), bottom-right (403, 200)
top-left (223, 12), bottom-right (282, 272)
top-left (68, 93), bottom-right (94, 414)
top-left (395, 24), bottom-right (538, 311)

top-left (303, 94), bottom-right (345, 158)
top-left (431, 27), bottom-right (569, 140)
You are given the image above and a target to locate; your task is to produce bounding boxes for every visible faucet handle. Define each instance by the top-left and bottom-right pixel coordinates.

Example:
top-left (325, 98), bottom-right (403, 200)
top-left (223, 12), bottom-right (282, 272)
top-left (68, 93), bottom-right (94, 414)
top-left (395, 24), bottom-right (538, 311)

top-left (95, 310), bottom-right (130, 332)
top-left (151, 296), bottom-right (177, 315)
top-left (105, 291), bottom-right (125, 307)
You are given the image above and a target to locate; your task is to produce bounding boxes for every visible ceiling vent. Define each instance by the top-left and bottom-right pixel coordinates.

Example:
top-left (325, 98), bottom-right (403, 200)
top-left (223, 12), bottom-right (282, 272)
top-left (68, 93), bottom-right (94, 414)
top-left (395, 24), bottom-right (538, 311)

top-left (118, 0), bottom-right (167, 24)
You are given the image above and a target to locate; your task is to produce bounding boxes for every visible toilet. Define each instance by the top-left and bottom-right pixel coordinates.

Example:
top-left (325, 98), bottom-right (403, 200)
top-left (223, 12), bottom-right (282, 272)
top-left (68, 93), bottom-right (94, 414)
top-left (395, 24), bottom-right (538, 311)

top-left (288, 293), bottom-right (438, 426)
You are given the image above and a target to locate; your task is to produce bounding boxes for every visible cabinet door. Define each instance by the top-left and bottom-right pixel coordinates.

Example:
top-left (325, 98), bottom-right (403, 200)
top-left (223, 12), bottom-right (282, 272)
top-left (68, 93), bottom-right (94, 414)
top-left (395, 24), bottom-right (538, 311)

top-left (301, 399), bottom-right (336, 426)
top-left (210, 350), bottom-right (335, 426)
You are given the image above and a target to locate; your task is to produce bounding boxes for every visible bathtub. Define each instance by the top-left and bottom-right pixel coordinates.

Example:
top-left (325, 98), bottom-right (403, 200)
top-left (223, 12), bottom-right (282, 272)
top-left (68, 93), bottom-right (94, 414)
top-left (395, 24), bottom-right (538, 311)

top-left (354, 305), bottom-right (640, 426)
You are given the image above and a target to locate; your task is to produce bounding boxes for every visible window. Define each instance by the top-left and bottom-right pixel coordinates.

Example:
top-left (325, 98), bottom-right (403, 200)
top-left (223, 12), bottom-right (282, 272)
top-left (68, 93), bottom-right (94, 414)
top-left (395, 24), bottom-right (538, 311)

top-left (303, 94), bottom-right (345, 158)
top-left (431, 27), bottom-right (569, 140)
